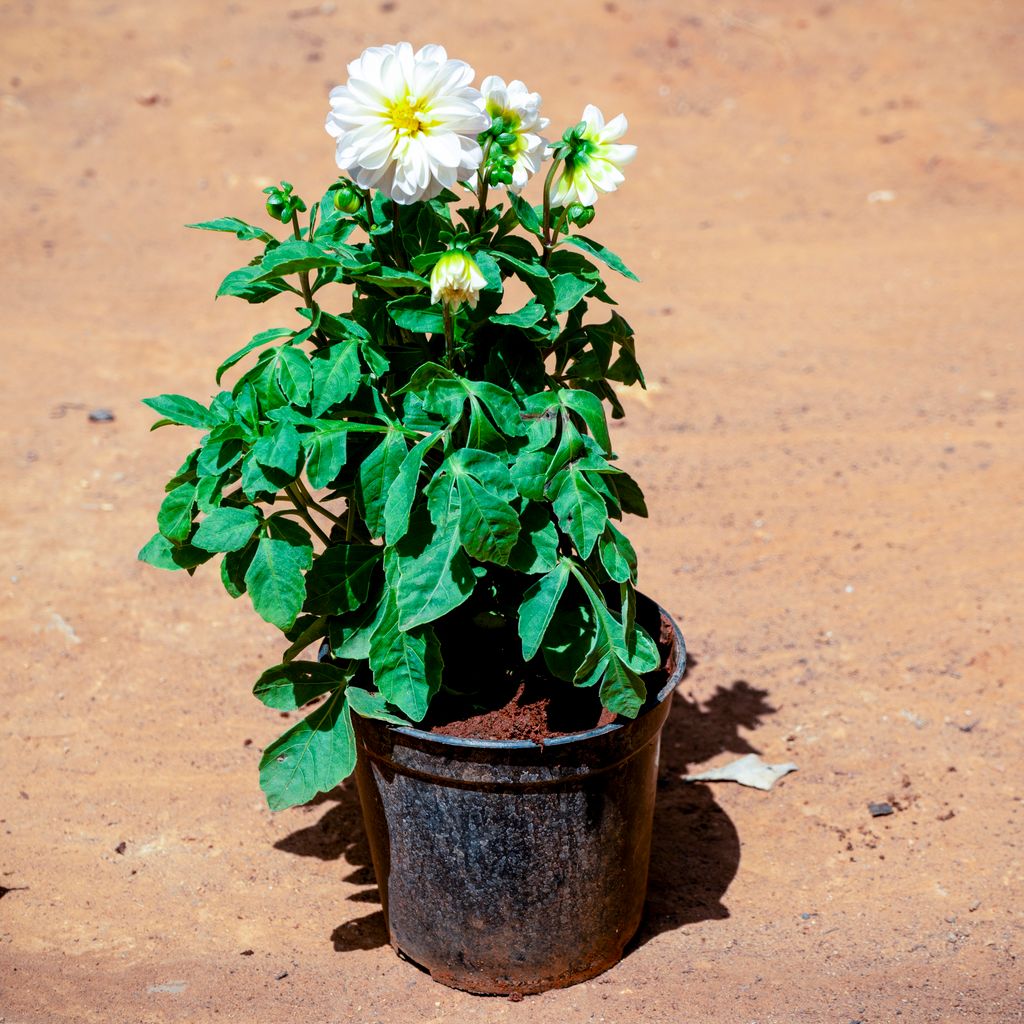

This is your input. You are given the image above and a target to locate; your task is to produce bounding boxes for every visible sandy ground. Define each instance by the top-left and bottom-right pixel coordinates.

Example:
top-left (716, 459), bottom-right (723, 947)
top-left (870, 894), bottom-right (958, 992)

top-left (2, 1), bottom-right (1022, 1021)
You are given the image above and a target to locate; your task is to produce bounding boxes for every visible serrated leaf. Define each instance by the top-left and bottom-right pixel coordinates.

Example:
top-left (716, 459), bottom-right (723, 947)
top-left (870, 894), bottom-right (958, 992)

top-left (491, 301), bottom-right (547, 328)
top-left (311, 343), bottom-right (361, 417)
top-left (551, 273), bottom-right (595, 313)
top-left (273, 346), bottom-right (312, 405)
top-left (253, 422), bottom-right (301, 477)
top-left (258, 690), bottom-right (355, 811)
top-left (519, 560), bottom-right (571, 660)
top-left (303, 426), bottom-right (348, 489)
top-left (193, 506), bottom-right (260, 553)
top-left (253, 661), bottom-right (353, 711)
top-left (383, 432), bottom-right (441, 546)
top-left (508, 193), bottom-right (542, 235)
top-left (142, 394), bottom-right (211, 429)
top-left (216, 264), bottom-right (288, 303)
top-left (244, 534), bottom-right (312, 630)
top-left (387, 294), bottom-right (445, 333)
top-left (138, 532), bottom-right (210, 571)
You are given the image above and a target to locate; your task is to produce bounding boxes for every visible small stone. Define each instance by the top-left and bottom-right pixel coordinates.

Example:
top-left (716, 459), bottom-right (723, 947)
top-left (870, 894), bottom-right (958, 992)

top-left (114, 841), bottom-right (127, 855)
top-left (275, 971), bottom-right (289, 981)
top-left (240, 949), bottom-right (254, 956)
top-left (88, 408), bottom-right (115, 423)
top-left (868, 801), bottom-right (894, 817)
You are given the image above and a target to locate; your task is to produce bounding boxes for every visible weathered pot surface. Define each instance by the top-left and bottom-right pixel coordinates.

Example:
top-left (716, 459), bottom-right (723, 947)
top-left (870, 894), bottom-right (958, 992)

top-left (351, 595), bottom-right (685, 995)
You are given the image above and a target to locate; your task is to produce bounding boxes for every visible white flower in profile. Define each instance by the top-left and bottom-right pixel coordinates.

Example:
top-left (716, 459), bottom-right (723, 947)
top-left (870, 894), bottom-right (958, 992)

top-left (549, 104), bottom-right (637, 208)
top-left (430, 250), bottom-right (488, 312)
top-left (325, 43), bottom-right (490, 205)
top-left (475, 76), bottom-right (550, 193)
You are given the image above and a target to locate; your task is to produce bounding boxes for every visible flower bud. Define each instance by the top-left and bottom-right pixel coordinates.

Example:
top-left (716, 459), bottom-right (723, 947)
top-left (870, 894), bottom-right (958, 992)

top-left (332, 184), bottom-right (362, 215)
top-left (263, 181), bottom-right (306, 223)
top-left (430, 250), bottom-right (488, 312)
top-left (566, 202), bottom-right (595, 228)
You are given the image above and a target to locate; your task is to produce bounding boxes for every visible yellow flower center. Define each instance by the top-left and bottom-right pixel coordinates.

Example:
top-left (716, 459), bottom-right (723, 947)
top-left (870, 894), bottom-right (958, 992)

top-left (389, 96), bottom-right (431, 137)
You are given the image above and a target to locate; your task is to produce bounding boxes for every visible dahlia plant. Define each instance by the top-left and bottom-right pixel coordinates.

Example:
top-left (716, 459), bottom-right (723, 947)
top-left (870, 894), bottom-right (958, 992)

top-left (141, 43), bottom-right (651, 810)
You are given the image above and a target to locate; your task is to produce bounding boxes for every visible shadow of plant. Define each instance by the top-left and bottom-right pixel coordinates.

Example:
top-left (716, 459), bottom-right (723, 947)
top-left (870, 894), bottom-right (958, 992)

top-left (273, 655), bottom-right (776, 955)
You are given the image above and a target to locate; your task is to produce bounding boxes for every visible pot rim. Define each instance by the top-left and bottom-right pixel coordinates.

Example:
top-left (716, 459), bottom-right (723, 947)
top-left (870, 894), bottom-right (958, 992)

top-left (382, 601), bottom-right (685, 751)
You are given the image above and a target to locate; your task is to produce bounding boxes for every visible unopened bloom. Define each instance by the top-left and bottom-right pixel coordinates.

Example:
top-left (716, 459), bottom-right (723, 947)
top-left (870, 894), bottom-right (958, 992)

top-left (474, 76), bottom-right (549, 193)
top-left (549, 105), bottom-right (637, 208)
top-left (325, 43), bottom-right (490, 205)
top-left (430, 250), bottom-right (487, 311)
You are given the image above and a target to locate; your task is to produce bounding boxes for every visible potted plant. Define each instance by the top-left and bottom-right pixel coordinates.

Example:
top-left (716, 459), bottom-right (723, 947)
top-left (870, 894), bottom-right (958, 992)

top-left (140, 41), bottom-right (686, 995)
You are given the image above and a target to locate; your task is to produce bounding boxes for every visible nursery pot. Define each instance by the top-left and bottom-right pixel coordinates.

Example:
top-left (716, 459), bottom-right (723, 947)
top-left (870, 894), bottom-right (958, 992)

top-left (351, 597), bottom-right (685, 995)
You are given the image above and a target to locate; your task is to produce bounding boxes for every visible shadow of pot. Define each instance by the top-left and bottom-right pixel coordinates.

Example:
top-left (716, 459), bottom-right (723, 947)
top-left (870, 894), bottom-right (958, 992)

top-left (351, 595), bottom-right (686, 995)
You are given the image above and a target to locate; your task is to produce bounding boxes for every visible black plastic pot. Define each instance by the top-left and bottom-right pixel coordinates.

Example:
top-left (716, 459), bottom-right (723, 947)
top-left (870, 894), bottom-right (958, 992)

top-left (351, 598), bottom-right (685, 995)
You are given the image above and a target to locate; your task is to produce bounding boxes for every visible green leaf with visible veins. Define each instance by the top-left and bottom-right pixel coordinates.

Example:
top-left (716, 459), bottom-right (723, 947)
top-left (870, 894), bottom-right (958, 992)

top-left (258, 690), bottom-right (355, 811)
top-left (346, 686), bottom-right (409, 726)
top-left (519, 559), bottom-right (571, 661)
top-left (216, 328), bottom-right (292, 384)
top-left (551, 466), bottom-right (607, 558)
top-left (142, 394), bottom-right (212, 430)
top-left (253, 660), bottom-right (354, 711)
top-left (157, 483), bottom-right (197, 542)
top-left (304, 544), bottom-right (380, 616)
top-left (384, 432), bottom-right (441, 545)
top-left (303, 426), bottom-right (348, 489)
top-left (311, 343), bottom-right (362, 417)
top-left (254, 423), bottom-right (302, 475)
top-left (560, 235), bottom-right (639, 281)
top-left (368, 590), bottom-right (443, 721)
top-left (244, 534), bottom-right (312, 630)
top-left (256, 239), bottom-right (339, 280)
top-left (507, 502), bottom-right (559, 574)
top-left (193, 506), bottom-right (260, 553)
top-left (187, 217), bottom-right (276, 243)
top-left (357, 427), bottom-right (408, 539)
top-left (455, 474), bottom-right (520, 565)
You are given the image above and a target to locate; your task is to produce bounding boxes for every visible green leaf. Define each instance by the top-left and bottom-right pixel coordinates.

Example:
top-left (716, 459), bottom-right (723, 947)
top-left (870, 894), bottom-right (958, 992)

top-left (448, 448), bottom-right (517, 499)
top-left (253, 422), bottom-right (301, 476)
top-left (560, 388), bottom-right (612, 454)
top-left (244, 534), bottom-right (312, 630)
top-left (157, 482), bottom-right (196, 542)
top-left (216, 328), bottom-right (292, 385)
top-left (357, 427), bottom-right (408, 539)
top-left (384, 432), bottom-right (441, 546)
top-left (368, 591), bottom-right (442, 722)
top-left (142, 394), bottom-right (211, 429)
top-left (551, 273), bottom-right (595, 313)
top-left (551, 467), bottom-right (607, 558)
top-left (259, 690), bottom-right (355, 811)
top-left (393, 508), bottom-right (475, 630)
top-left (510, 450), bottom-right (551, 501)
top-left (493, 248), bottom-right (549, 281)
top-left (597, 522), bottom-right (637, 583)
top-left (519, 560), bottom-right (571, 661)
top-left (491, 301), bottom-right (547, 328)
top-left (187, 217), bottom-right (275, 243)
top-left (196, 438), bottom-right (245, 477)
top-left (303, 426), bottom-right (348, 489)
top-left (560, 235), bottom-right (639, 281)
top-left (193, 506), bottom-right (260, 553)
top-left (541, 597), bottom-right (598, 682)
top-left (507, 502), bottom-right (559, 573)
top-left (387, 294), bottom-right (445, 334)
top-left (509, 193), bottom-right (542, 235)
top-left (138, 532), bottom-right (210, 571)
top-left (610, 471), bottom-right (648, 518)
top-left (598, 656), bottom-right (647, 718)
top-left (221, 538), bottom-right (256, 596)
top-left (216, 264), bottom-right (289, 303)
top-left (311, 343), bottom-right (361, 417)
top-left (273, 346), bottom-right (313, 405)
top-left (253, 661), bottom-right (353, 711)
top-left (304, 544), bottom-right (380, 616)
top-left (257, 239), bottom-right (339, 280)
top-left (455, 474), bottom-right (520, 565)
top-left (329, 601), bottom-right (380, 659)
top-left (345, 686), bottom-right (409, 725)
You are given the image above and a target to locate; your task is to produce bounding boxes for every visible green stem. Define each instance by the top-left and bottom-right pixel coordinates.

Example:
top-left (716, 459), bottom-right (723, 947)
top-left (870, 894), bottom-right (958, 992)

top-left (442, 303), bottom-right (455, 370)
top-left (391, 203), bottom-right (409, 270)
top-left (285, 483), bottom-right (331, 545)
top-left (291, 211), bottom-right (329, 350)
top-left (540, 157), bottom-right (563, 268)
top-left (475, 139), bottom-right (493, 233)
top-left (294, 478), bottom-right (344, 527)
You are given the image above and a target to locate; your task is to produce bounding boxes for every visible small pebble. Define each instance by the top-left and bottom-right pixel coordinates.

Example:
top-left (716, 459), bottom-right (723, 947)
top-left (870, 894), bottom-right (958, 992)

top-left (240, 949), bottom-right (254, 956)
top-left (868, 801), bottom-right (894, 817)
top-left (114, 841), bottom-right (127, 855)
top-left (275, 971), bottom-right (289, 981)
top-left (88, 408), bottom-right (115, 423)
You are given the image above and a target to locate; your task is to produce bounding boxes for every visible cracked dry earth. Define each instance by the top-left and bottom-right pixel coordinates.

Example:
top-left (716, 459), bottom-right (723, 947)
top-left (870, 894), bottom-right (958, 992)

top-left (1, 1), bottom-right (1022, 1021)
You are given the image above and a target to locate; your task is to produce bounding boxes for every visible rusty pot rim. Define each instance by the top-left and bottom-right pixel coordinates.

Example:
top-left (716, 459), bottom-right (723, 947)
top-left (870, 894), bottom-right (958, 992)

top-left (383, 600), bottom-right (685, 752)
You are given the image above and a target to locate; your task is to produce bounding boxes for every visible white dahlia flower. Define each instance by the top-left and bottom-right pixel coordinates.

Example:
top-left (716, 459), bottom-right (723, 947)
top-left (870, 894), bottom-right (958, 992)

top-left (325, 43), bottom-right (490, 205)
top-left (474, 75), bottom-right (550, 193)
top-left (430, 250), bottom-right (488, 311)
top-left (549, 104), bottom-right (637, 208)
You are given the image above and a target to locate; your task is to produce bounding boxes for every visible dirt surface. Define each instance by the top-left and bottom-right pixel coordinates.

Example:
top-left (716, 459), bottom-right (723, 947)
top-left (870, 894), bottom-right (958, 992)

top-left (2, 1), bottom-right (1022, 1021)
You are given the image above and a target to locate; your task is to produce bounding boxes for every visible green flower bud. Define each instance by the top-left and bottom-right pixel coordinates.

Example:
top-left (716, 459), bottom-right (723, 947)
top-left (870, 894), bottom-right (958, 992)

top-left (262, 181), bottom-right (306, 223)
top-left (566, 202), bottom-right (595, 228)
top-left (332, 184), bottom-right (361, 215)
